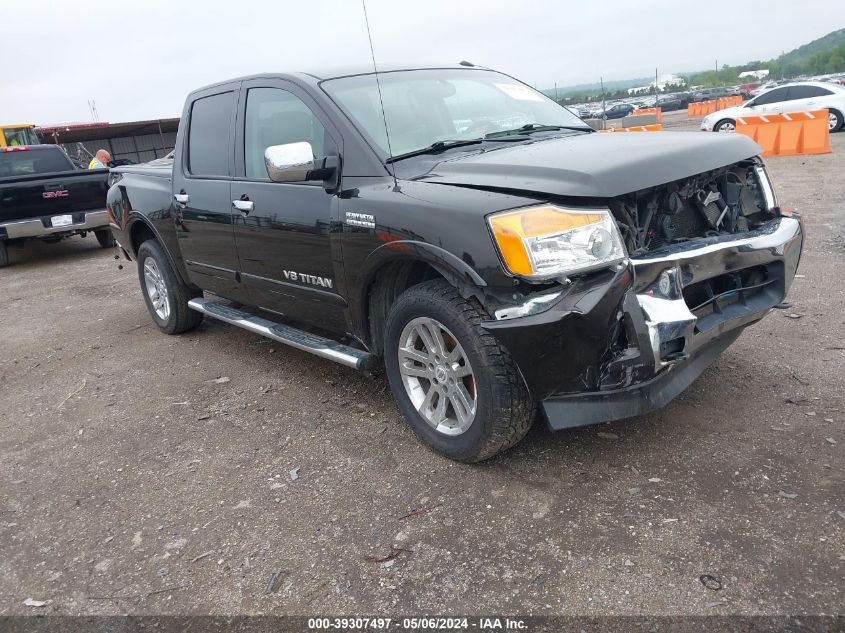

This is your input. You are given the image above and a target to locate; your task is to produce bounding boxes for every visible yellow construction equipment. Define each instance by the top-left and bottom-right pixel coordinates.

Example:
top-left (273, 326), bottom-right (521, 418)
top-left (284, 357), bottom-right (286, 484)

top-left (0, 124), bottom-right (39, 148)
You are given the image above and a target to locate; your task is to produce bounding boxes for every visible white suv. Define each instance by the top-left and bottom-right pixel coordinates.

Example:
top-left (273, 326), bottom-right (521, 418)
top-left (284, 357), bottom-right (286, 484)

top-left (701, 81), bottom-right (845, 133)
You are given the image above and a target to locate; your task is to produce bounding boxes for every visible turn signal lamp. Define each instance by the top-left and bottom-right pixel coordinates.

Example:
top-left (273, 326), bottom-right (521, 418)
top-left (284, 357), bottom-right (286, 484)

top-left (488, 204), bottom-right (626, 280)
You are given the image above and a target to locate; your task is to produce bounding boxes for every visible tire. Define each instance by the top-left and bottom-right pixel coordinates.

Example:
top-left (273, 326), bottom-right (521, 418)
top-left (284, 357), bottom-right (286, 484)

top-left (714, 119), bottom-right (736, 133)
top-left (95, 229), bottom-right (115, 248)
top-left (384, 280), bottom-right (534, 462)
top-left (136, 239), bottom-right (203, 335)
top-left (829, 109), bottom-right (844, 133)
top-left (0, 240), bottom-right (8, 268)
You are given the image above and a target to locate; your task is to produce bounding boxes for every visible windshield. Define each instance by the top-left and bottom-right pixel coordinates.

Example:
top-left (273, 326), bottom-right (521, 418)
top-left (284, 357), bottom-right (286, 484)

top-left (3, 126), bottom-right (40, 147)
top-left (321, 68), bottom-right (588, 159)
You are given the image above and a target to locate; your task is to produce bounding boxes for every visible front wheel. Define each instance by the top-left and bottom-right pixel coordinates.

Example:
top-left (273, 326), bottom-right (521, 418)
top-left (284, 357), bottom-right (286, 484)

top-left (829, 109), bottom-right (844, 133)
top-left (95, 229), bottom-right (115, 248)
top-left (384, 280), bottom-right (534, 462)
top-left (714, 119), bottom-right (736, 133)
top-left (136, 239), bottom-right (202, 335)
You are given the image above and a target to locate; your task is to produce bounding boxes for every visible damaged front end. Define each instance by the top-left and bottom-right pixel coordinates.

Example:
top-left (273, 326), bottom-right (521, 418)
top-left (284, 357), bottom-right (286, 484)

top-left (482, 161), bottom-right (804, 430)
top-left (608, 158), bottom-right (779, 255)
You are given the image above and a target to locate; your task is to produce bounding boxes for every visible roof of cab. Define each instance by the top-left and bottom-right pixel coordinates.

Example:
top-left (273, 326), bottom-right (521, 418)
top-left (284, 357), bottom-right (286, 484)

top-left (190, 63), bottom-right (490, 94)
top-left (300, 62), bottom-right (485, 80)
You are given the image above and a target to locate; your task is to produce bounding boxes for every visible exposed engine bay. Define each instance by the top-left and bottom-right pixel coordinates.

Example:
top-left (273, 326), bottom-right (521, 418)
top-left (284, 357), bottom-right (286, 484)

top-left (608, 159), bottom-right (778, 255)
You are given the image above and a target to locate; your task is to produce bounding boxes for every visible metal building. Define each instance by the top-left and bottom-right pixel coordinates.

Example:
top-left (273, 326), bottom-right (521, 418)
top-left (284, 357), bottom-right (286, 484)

top-left (34, 119), bottom-right (179, 168)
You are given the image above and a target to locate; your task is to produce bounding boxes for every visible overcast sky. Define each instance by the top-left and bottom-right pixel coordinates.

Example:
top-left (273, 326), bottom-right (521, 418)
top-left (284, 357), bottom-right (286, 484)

top-left (1, 0), bottom-right (836, 125)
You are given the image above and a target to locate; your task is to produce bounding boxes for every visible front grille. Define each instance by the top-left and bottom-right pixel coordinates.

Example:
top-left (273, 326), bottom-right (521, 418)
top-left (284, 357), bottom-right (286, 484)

top-left (682, 263), bottom-right (785, 333)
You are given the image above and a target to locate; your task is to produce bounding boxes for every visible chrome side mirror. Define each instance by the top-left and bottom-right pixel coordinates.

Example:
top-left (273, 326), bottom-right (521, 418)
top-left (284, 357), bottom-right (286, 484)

top-left (264, 142), bottom-right (314, 183)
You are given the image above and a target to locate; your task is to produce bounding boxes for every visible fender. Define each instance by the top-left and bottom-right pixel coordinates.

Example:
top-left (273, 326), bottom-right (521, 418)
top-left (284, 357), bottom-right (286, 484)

top-left (127, 213), bottom-right (193, 287)
top-left (362, 239), bottom-right (486, 290)
top-left (353, 240), bottom-right (488, 342)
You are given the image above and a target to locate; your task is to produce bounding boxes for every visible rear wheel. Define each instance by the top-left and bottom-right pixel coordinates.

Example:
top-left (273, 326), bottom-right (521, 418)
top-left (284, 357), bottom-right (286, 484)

top-left (136, 239), bottom-right (202, 335)
top-left (95, 229), bottom-right (115, 248)
top-left (714, 119), bottom-right (735, 133)
top-left (0, 240), bottom-right (8, 268)
top-left (829, 109), bottom-right (843, 133)
top-left (384, 280), bottom-right (534, 462)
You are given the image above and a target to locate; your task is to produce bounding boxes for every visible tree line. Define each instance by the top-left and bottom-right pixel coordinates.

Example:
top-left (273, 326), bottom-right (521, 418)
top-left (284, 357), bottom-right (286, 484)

top-left (555, 38), bottom-right (845, 105)
top-left (687, 40), bottom-right (845, 88)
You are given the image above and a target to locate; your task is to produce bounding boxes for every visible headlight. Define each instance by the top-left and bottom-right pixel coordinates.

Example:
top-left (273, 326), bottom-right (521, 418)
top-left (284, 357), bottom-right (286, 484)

top-left (487, 204), bottom-right (626, 280)
top-left (753, 165), bottom-right (778, 211)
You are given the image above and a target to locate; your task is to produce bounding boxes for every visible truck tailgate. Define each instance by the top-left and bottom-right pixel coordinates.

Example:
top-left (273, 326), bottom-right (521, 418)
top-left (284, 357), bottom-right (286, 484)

top-left (0, 170), bottom-right (109, 223)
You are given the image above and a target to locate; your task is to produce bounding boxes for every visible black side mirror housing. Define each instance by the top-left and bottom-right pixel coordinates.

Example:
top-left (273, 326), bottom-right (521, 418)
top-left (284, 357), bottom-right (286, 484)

top-left (308, 155), bottom-right (341, 192)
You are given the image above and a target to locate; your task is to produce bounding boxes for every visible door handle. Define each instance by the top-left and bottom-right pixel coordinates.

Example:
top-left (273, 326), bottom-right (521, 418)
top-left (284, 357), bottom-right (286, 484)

top-left (232, 198), bottom-right (254, 214)
top-left (174, 193), bottom-right (190, 205)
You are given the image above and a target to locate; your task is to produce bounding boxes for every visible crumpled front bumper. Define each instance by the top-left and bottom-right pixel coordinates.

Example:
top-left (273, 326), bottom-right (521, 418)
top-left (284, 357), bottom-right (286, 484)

top-left (482, 215), bottom-right (804, 430)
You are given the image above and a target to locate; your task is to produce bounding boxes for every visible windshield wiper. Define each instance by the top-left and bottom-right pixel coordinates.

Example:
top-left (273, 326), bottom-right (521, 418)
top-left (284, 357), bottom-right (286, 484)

top-left (485, 123), bottom-right (592, 139)
top-left (386, 139), bottom-right (483, 163)
top-left (385, 126), bottom-right (587, 163)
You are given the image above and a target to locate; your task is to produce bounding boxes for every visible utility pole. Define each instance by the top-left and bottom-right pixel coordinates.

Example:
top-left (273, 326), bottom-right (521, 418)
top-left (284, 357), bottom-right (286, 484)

top-left (554, 82), bottom-right (558, 102)
top-left (654, 67), bottom-right (658, 105)
top-left (600, 76), bottom-right (606, 130)
top-left (715, 59), bottom-right (719, 111)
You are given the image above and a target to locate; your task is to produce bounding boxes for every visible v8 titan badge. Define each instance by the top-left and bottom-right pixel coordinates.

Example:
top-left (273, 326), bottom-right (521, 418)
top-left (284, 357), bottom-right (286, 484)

top-left (283, 270), bottom-right (334, 289)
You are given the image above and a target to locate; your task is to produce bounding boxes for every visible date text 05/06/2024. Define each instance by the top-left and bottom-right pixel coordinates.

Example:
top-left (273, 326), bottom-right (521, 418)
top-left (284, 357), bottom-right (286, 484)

top-left (307, 617), bottom-right (528, 630)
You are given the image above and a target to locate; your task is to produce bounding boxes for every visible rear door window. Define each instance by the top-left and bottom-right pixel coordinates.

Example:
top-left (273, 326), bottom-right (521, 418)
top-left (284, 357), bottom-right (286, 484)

top-left (187, 92), bottom-right (234, 177)
top-left (786, 85), bottom-right (833, 100)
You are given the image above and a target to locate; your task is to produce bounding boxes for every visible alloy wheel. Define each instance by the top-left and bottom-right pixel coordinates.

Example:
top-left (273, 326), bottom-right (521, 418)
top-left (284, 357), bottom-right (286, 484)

top-left (397, 317), bottom-right (477, 436)
top-left (143, 258), bottom-right (170, 320)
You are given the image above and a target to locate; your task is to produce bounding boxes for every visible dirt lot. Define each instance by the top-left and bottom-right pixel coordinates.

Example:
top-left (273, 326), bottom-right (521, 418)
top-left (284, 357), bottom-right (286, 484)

top-left (1, 113), bottom-right (843, 618)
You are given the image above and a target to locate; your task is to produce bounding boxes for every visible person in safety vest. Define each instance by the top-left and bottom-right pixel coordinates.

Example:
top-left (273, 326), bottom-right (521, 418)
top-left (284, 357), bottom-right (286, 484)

top-left (88, 149), bottom-right (111, 169)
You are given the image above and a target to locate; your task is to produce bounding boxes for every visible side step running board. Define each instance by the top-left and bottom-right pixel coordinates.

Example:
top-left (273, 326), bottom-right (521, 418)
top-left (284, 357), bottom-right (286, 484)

top-left (188, 298), bottom-right (377, 370)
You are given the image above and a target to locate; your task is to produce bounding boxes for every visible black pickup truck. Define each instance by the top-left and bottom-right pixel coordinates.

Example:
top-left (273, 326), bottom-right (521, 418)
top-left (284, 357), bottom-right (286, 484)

top-left (0, 144), bottom-right (113, 267)
top-left (107, 64), bottom-right (803, 462)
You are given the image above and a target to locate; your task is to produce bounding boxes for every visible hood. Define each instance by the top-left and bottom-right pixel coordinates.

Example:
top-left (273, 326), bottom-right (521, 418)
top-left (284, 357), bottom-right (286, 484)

top-left (417, 131), bottom-right (761, 198)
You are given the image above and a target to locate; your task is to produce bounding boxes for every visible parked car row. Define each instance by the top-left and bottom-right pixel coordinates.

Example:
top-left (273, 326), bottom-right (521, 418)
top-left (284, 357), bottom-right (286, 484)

top-left (690, 86), bottom-right (744, 102)
top-left (571, 78), bottom-right (845, 130)
top-left (656, 95), bottom-right (682, 111)
top-left (571, 90), bottom-right (694, 119)
top-left (576, 101), bottom-right (641, 120)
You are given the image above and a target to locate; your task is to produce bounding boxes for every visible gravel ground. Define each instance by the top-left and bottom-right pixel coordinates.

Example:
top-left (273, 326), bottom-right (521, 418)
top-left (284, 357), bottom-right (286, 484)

top-left (0, 114), bottom-right (842, 618)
